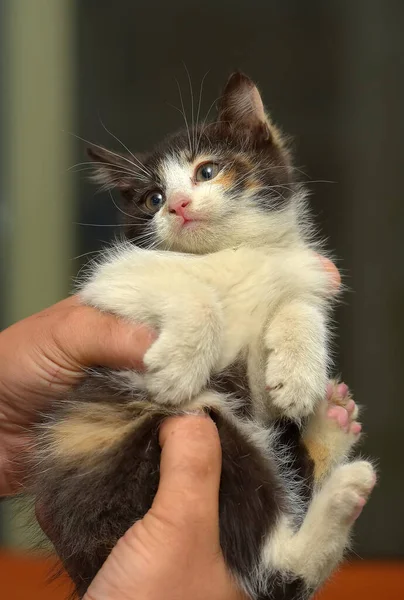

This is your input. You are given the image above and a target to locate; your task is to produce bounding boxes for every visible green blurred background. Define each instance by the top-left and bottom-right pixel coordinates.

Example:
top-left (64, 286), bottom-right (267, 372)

top-left (0, 0), bottom-right (403, 559)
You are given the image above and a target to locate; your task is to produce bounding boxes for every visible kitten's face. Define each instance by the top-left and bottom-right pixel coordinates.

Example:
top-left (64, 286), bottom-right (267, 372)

top-left (89, 72), bottom-right (297, 253)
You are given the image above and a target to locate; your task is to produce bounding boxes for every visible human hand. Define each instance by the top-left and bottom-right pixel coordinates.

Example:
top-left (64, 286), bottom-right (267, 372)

top-left (317, 255), bottom-right (341, 290)
top-left (0, 296), bottom-right (154, 496)
top-left (82, 414), bottom-right (248, 600)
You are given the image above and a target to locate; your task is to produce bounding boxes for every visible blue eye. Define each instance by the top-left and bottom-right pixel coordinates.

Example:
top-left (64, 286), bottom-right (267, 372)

top-left (145, 191), bottom-right (164, 212)
top-left (195, 162), bottom-right (220, 182)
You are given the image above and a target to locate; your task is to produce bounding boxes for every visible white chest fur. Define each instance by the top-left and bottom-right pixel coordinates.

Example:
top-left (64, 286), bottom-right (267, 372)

top-left (81, 243), bottom-right (332, 420)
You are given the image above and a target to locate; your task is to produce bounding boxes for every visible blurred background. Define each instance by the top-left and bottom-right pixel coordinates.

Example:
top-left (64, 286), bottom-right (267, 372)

top-left (0, 0), bottom-right (403, 598)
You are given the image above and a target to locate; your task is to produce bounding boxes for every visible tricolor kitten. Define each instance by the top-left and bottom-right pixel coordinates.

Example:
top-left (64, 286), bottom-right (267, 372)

top-left (32, 73), bottom-right (375, 599)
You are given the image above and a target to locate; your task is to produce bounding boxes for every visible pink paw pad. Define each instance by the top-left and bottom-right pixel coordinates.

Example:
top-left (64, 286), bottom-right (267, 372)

top-left (326, 381), bottom-right (362, 436)
top-left (327, 406), bottom-right (349, 431)
top-left (337, 383), bottom-right (349, 398)
top-left (350, 422), bottom-right (362, 435)
top-left (349, 474), bottom-right (376, 524)
top-left (345, 399), bottom-right (356, 415)
top-left (350, 497), bottom-right (367, 522)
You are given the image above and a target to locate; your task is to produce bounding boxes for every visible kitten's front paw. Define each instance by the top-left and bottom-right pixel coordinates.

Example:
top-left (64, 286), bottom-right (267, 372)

top-left (264, 302), bottom-right (328, 420)
top-left (143, 332), bottom-right (211, 405)
top-left (265, 349), bottom-right (327, 420)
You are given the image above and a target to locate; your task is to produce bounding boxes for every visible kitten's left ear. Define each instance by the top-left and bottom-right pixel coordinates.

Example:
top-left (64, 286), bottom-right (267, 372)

top-left (87, 146), bottom-right (135, 191)
top-left (217, 72), bottom-right (283, 146)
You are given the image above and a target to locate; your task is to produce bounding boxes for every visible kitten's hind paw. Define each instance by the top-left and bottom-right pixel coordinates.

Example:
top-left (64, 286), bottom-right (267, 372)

top-left (304, 380), bottom-right (363, 481)
top-left (325, 461), bottom-right (376, 524)
top-left (326, 381), bottom-right (361, 436)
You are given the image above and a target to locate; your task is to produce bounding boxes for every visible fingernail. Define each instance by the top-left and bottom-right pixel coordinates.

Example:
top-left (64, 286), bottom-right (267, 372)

top-left (185, 409), bottom-right (209, 417)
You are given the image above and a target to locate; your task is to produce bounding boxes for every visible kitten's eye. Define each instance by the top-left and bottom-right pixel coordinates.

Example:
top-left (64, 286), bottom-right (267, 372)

top-left (195, 162), bottom-right (220, 182)
top-left (144, 191), bottom-right (165, 212)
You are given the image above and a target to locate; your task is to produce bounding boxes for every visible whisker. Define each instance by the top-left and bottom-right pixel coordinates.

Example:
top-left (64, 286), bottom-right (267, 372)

top-left (69, 161), bottom-right (143, 181)
top-left (69, 161), bottom-right (138, 174)
top-left (72, 249), bottom-right (104, 261)
top-left (74, 219), bottom-right (149, 228)
top-left (98, 118), bottom-right (151, 177)
top-left (301, 179), bottom-right (336, 186)
top-left (196, 93), bottom-right (222, 155)
top-left (182, 63), bottom-right (195, 154)
top-left (196, 70), bottom-right (210, 129)
top-left (66, 131), bottom-right (150, 180)
top-left (175, 79), bottom-right (192, 155)
top-left (132, 202), bottom-right (155, 219)
top-left (108, 190), bottom-right (137, 220)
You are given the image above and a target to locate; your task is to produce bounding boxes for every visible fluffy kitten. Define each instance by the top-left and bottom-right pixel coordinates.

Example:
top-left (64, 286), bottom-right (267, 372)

top-left (31, 73), bottom-right (375, 600)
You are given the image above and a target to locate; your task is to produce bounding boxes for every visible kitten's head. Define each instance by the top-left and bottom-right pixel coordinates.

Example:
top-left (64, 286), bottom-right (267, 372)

top-left (88, 72), bottom-right (303, 253)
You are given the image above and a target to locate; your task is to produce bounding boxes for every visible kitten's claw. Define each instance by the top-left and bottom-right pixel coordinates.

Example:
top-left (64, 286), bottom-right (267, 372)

top-left (263, 301), bottom-right (328, 420)
top-left (265, 353), bottom-right (326, 420)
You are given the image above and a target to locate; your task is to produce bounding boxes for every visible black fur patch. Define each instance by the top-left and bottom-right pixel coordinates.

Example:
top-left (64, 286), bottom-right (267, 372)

top-left (32, 369), bottom-right (315, 599)
top-left (212, 409), bottom-right (284, 577)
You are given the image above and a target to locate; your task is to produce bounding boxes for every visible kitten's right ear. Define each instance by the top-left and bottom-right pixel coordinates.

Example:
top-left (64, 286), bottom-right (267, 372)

top-left (217, 72), bottom-right (286, 151)
top-left (87, 146), bottom-right (134, 191)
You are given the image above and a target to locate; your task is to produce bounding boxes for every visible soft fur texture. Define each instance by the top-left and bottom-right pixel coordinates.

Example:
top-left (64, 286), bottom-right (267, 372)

top-left (31, 72), bottom-right (375, 599)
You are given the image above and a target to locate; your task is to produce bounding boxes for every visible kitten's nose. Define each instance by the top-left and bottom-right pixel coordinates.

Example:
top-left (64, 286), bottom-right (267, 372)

top-left (168, 195), bottom-right (191, 217)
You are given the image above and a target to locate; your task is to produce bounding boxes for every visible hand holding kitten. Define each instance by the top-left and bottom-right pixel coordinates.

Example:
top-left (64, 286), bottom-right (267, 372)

top-left (0, 296), bottom-right (154, 496)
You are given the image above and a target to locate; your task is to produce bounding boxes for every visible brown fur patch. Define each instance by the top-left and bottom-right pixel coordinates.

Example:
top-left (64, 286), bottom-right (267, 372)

top-left (45, 404), bottom-right (142, 465)
top-left (304, 438), bottom-right (331, 481)
top-left (215, 168), bottom-right (236, 188)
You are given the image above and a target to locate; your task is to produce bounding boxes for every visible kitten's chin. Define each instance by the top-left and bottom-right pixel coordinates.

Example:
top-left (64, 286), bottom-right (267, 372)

top-left (158, 226), bottom-right (224, 254)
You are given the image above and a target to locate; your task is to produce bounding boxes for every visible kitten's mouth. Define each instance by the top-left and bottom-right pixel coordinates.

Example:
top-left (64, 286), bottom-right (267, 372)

top-left (174, 214), bottom-right (208, 231)
top-left (183, 218), bottom-right (203, 230)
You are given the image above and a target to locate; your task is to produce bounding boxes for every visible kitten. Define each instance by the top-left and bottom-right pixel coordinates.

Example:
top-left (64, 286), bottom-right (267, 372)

top-left (31, 73), bottom-right (375, 600)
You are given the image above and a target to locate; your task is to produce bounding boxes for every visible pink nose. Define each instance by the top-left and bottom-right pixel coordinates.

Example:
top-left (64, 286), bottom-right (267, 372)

top-left (168, 195), bottom-right (191, 216)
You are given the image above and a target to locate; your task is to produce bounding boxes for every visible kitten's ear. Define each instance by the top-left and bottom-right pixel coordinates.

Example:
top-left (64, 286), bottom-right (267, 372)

top-left (217, 72), bottom-right (282, 146)
top-left (87, 146), bottom-right (134, 191)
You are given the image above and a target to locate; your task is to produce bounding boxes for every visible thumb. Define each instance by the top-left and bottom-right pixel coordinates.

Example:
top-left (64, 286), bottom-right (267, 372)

top-left (52, 296), bottom-right (156, 372)
top-left (150, 414), bottom-right (222, 537)
top-left (317, 255), bottom-right (341, 292)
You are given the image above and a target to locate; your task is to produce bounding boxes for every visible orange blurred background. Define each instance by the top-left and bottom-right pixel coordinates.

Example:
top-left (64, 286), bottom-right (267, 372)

top-left (1, 552), bottom-right (403, 600)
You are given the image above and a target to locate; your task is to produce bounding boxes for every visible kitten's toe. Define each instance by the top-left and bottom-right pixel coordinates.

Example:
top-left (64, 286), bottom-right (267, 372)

top-left (264, 343), bottom-right (327, 420)
top-left (144, 338), bottom-right (210, 405)
top-left (266, 366), bottom-right (325, 420)
top-left (326, 380), bottom-right (361, 436)
top-left (326, 461), bottom-right (376, 523)
top-left (266, 382), bottom-right (320, 420)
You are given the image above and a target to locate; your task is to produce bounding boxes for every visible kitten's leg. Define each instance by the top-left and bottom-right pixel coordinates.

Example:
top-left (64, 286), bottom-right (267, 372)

top-left (264, 301), bottom-right (328, 420)
top-left (263, 460), bottom-right (376, 589)
top-left (141, 284), bottom-right (223, 404)
top-left (303, 380), bottom-right (362, 483)
top-left (80, 248), bottom-right (224, 405)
